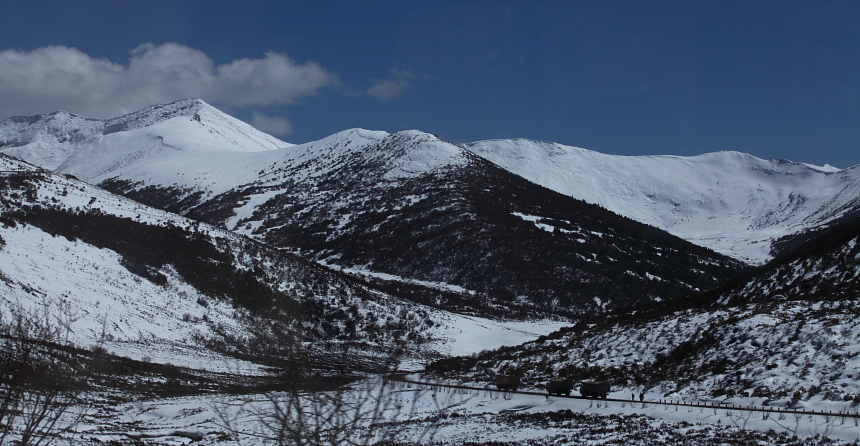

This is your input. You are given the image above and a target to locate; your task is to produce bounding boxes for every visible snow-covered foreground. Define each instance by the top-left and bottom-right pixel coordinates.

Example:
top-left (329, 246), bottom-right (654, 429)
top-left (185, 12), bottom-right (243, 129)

top-left (63, 377), bottom-right (860, 445)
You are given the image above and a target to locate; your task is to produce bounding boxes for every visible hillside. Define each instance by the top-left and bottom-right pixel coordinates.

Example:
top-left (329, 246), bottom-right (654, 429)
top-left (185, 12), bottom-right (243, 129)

top-left (0, 154), bottom-right (566, 371)
top-left (467, 139), bottom-right (860, 264)
top-left (428, 220), bottom-right (860, 409)
top-left (709, 219), bottom-right (860, 306)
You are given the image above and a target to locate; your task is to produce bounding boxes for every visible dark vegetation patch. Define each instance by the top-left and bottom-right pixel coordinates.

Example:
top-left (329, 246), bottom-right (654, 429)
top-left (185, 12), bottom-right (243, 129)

top-left (99, 178), bottom-right (205, 217)
top-left (13, 206), bottom-right (296, 317)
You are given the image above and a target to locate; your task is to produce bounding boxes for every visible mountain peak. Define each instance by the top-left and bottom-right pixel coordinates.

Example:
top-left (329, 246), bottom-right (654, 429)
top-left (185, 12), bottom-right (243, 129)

top-left (325, 127), bottom-right (390, 143)
top-left (0, 99), bottom-right (290, 174)
top-left (102, 98), bottom-right (212, 135)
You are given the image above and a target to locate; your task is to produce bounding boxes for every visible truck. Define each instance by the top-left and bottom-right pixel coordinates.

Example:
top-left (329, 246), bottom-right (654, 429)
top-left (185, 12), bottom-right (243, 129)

top-left (546, 379), bottom-right (573, 396)
top-left (495, 375), bottom-right (520, 391)
top-left (580, 380), bottom-right (610, 399)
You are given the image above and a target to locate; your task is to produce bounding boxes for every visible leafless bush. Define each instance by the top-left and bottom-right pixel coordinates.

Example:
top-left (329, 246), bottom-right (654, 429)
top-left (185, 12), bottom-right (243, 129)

top-left (0, 303), bottom-right (85, 445)
top-left (214, 332), bottom-right (402, 446)
top-left (213, 324), bottom-right (468, 446)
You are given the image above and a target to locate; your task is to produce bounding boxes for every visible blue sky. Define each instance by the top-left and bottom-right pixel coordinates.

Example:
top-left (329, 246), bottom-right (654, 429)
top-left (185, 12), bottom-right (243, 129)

top-left (1, 1), bottom-right (859, 168)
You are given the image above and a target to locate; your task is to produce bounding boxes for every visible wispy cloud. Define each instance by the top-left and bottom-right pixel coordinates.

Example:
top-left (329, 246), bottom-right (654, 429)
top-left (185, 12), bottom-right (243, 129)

top-left (363, 69), bottom-right (415, 101)
top-left (0, 43), bottom-right (336, 119)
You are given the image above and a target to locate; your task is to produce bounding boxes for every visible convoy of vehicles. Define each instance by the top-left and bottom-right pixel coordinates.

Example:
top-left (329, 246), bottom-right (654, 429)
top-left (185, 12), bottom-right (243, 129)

top-left (495, 375), bottom-right (611, 399)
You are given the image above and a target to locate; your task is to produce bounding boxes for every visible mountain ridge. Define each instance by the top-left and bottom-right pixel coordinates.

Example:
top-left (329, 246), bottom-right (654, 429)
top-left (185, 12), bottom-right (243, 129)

top-left (0, 100), bottom-right (746, 315)
top-left (0, 99), bottom-right (289, 173)
top-left (466, 138), bottom-right (860, 263)
top-left (5, 99), bottom-right (854, 268)
top-left (76, 121), bottom-right (743, 315)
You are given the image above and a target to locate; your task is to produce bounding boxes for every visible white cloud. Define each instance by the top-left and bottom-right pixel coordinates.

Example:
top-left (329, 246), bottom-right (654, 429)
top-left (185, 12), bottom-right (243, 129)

top-left (250, 112), bottom-right (294, 136)
top-left (364, 69), bottom-right (415, 101)
top-left (0, 43), bottom-right (336, 119)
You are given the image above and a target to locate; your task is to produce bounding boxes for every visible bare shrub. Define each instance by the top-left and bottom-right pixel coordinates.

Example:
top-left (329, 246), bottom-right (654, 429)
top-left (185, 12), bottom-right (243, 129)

top-left (0, 303), bottom-right (85, 445)
top-left (213, 323), bottom-right (466, 446)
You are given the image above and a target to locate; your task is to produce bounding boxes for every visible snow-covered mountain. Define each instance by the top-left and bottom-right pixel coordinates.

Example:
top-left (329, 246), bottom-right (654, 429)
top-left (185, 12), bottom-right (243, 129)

top-left (4, 100), bottom-right (854, 270)
top-left (0, 100), bottom-right (745, 315)
top-left (0, 99), bottom-right (288, 172)
top-left (466, 139), bottom-right (860, 264)
top-left (0, 154), bottom-right (568, 370)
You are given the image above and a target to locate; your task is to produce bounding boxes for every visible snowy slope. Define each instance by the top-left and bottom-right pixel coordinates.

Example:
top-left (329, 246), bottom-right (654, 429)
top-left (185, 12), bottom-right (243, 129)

top-left (432, 221), bottom-right (860, 412)
top-left (2, 106), bottom-right (467, 216)
top-left (1, 101), bottom-right (455, 202)
top-left (86, 127), bottom-right (463, 207)
top-left (701, 217), bottom-right (860, 305)
top-left (0, 157), bottom-right (258, 371)
top-left (438, 298), bottom-right (860, 411)
top-left (0, 155), bottom-right (563, 369)
top-left (466, 139), bottom-right (860, 264)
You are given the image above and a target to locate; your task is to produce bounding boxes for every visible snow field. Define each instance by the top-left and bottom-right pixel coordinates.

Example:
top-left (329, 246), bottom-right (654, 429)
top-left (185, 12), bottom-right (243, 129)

top-left (65, 376), bottom-right (860, 444)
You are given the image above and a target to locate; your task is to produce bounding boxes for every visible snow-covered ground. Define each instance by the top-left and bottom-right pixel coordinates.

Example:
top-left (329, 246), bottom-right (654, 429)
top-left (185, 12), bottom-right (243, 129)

top-left (321, 263), bottom-right (570, 362)
top-left (60, 377), bottom-right (860, 444)
top-left (4, 100), bottom-right (859, 443)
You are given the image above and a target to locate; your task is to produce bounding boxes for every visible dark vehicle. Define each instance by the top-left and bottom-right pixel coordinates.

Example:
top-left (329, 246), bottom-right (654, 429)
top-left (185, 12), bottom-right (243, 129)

top-left (546, 379), bottom-right (573, 396)
top-left (580, 380), bottom-right (610, 399)
top-left (495, 375), bottom-right (520, 391)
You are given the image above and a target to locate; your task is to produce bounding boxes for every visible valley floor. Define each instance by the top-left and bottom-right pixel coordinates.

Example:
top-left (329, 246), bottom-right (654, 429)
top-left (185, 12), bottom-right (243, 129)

top-left (54, 377), bottom-right (860, 445)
